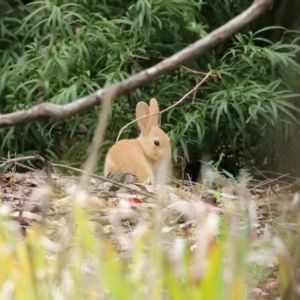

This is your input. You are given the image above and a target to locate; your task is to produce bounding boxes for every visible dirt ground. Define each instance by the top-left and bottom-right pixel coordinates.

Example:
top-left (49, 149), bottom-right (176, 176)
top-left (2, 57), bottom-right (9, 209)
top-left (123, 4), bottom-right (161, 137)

top-left (0, 160), bottom-right (300, 299)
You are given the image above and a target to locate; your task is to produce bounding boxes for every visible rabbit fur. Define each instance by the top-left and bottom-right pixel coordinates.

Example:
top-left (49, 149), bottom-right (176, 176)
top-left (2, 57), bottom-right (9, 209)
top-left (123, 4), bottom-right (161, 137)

top-left (104, 98), bottom-right (171, 182)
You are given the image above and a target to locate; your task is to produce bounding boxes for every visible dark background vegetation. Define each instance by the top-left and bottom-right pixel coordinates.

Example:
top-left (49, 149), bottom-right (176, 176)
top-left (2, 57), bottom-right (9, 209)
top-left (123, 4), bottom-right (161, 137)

top-left (1, 0), bottom-right (300, 180)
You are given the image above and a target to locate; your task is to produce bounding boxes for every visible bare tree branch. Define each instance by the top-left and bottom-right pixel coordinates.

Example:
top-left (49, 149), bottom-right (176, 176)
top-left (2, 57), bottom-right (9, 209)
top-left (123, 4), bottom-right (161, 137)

top-left (0, 0), bottom-right (271, 128)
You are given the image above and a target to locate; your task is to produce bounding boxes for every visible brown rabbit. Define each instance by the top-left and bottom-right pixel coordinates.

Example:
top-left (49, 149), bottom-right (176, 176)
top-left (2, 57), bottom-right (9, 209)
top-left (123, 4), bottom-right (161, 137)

top-left (104, 98), bottom-right (171, 182)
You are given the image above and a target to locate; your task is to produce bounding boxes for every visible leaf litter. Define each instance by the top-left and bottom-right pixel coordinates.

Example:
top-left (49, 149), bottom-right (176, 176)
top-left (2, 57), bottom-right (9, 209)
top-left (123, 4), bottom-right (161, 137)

top-left (0, 166), bottom-right (299, 299)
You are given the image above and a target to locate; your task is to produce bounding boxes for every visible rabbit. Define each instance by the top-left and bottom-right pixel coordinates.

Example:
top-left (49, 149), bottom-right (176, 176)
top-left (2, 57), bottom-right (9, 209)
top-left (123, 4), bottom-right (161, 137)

top-left (104, 98), bottom-right (171, 182)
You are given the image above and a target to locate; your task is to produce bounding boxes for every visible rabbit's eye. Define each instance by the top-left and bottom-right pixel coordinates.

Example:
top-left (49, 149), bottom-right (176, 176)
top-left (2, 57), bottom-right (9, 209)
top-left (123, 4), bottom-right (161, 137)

top-left (154, 139), bottom-right (160, 147)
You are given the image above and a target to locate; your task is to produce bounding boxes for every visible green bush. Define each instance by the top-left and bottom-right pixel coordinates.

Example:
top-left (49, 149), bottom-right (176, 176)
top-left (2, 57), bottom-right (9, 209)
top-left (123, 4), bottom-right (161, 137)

top-left (0, 0), bottom-right (300, 172)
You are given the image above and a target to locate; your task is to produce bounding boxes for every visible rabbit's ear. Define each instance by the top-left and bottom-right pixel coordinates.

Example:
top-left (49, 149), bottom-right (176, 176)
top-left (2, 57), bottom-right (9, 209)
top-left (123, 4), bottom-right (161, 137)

top-left (136, 102), bottom-right (150, 132)
top-left (148, 98), bottom-right (160, 128)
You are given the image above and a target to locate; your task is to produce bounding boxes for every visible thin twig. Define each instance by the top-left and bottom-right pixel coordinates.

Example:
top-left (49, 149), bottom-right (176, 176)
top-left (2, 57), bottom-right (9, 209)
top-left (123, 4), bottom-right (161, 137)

top-left (0, 154), bottom-right (154, 198)
top-left (253, 166), bottom-right (269, 180)
top-left (0, 0), bottom-right (272, 127)
top-left (52, 163), bottom-right (154, 198)
top-left (160, 71), bottom-right (215, 114)
top-left (0, 156), bottom-right (44, 172)
top-left (181, 65), bottom-right (209, 75)
top-left (0, 155), bottom-right (45, 168)
top-left (158, 57), bottom-right (212, 76)
top-left (116, 112), bottom-right (160, 142)
top-left (79, 90), bottom-right (114, 187)
top-left (116, 70), bottom-right (214, 142)
top-left (250, 173), bottom-right (289, 190)
top-left (192, 79), bottom-right (198, 104)
top-left (254, 169), bottom-right (297, 180)
top-left (14, 162), bottom-right (39, 172)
